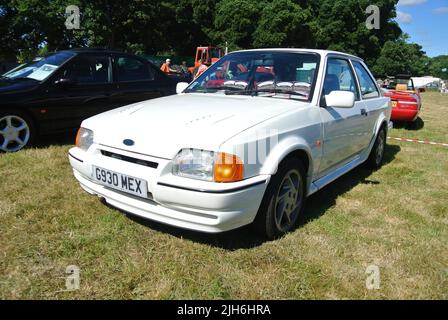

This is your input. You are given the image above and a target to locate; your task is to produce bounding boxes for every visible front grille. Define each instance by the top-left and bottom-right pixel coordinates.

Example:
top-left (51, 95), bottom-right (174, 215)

top-left (100, 150), bottom-right (158, 169)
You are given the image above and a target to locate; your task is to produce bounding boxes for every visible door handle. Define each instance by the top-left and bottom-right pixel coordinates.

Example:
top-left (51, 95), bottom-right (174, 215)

top-left (361, 108), bottom-right (368, 116)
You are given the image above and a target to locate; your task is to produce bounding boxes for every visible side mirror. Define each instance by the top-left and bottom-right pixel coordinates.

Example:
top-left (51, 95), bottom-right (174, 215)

top-left (324, 91), bottom-right (355, 108)
top-left (176, 82), bottom-right (189, 94)
top-left (54, 78), bottom-right (75, 87)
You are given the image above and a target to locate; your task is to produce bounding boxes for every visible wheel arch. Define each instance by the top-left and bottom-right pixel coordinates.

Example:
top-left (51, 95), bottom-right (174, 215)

top-left (0, 107), bottom-right (39, 133)
top-left (368, 111), bottom-right (389, 152)
top-left (260, 137), bottom-right (313, 192)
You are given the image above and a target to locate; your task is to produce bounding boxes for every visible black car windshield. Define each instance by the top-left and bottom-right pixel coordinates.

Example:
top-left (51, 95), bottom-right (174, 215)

top-left (2, 51), bottom-right (75, 81)
top-left (185, 51), bottom-right (320, 101)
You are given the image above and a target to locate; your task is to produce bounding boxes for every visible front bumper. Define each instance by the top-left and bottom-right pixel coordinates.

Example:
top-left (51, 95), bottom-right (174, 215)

top-left (68, 146), bottom-right (269, 233)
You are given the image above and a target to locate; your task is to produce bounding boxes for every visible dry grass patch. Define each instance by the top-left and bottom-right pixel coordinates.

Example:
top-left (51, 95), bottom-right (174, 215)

top-left (0, 92), bottom-right (447, 299)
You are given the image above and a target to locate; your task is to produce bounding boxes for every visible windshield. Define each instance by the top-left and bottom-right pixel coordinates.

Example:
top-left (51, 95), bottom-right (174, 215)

top-left (2, 51), bottom-right (75, 81)
top-left (186, 51), bottom-right (320, 101)
top-left (385, 78), bottom-right (415, 91)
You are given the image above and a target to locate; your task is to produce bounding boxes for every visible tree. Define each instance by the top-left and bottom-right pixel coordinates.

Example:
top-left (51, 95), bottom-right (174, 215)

top-left (252, 0), bottom-right (313, 48)
top-left (372, 37), bottom-right (428, 77)
top-left (163, 0), bottom-right (218, 55)
top-left (310, 0), bottom-right (402, 67)
top-left (0, 3), bottom-right (22, 61)
top-left (0, 0), bottom-right (433, 73)
top-left (1, 0), bottom-right (172, 59)
top-left (213, 0), bottom-right (263, 50)
top-left (76, 0), bottom-right (167, 54)
top-left (428, 55), bottom-right (448, 79)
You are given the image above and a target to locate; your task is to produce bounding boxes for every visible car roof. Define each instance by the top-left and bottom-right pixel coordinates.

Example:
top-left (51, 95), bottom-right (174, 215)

top-left (230, 48), bottom-right (363, 61)
top-left (59, 48), bottom-right (128, 55)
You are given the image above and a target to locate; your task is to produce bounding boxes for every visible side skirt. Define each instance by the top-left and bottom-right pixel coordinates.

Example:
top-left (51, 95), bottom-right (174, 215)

top-left (307, 154), bottom-right (366, 196)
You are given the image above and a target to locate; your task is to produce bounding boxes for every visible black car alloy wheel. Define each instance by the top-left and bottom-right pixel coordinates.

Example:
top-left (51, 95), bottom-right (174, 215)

top-left (0, 114), bottom-right (33, 152)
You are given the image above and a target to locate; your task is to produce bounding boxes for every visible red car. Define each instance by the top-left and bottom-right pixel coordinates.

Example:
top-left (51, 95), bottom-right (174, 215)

top-left (382, 75), bottom-right (423, 123)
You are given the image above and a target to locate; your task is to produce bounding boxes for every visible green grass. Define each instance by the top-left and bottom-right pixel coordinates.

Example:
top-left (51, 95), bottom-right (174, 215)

top-left (1, 92), bottom-right (447, 299)
top-left (390, 92), bottom-right (448, 143)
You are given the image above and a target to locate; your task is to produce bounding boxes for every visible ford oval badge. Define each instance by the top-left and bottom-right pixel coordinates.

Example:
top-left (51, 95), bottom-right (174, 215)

top-left (123, 139), bottom-right (134, 146)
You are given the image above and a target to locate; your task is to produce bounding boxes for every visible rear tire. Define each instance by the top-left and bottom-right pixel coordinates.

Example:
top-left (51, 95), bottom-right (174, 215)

top-left (0, 111), bottom-right (35, 152)
top-left (254, 158), bottom-right (306, 240)
top-left (366, 125), bottom-right (387, 169)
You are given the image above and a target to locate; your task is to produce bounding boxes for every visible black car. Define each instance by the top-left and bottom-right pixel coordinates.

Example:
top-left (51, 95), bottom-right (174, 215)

top-left (0, 48), bottom-right (182, 152)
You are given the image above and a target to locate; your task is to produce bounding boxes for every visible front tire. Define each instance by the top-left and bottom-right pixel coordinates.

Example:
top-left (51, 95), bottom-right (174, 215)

top-left (0, 111), bottom-right (35, 152)
top-left (254, 158), bottom-right (306, 240)
top-left (367, 125), bottom-right (386, 169)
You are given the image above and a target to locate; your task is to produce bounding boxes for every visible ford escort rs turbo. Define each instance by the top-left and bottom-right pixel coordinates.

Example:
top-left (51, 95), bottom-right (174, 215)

top-left (69, 49), bottom-right (391, 239)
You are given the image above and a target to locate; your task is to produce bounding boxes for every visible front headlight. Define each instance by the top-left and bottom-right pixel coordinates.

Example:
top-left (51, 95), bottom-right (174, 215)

top-left (172, 149), bottom-right (215, 181)
top-left (75, 127), bottom-right (94, 151)
top-left (172, 149), bottom-right (244, 182)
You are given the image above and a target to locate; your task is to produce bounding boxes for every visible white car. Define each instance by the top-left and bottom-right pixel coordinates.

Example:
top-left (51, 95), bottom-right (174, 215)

top-left (69, 49), bottom-right (391, 239)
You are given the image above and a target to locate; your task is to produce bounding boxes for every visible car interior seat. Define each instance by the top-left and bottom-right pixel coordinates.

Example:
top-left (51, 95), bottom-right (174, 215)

top-left (72, 62), bottom-right (94, 82)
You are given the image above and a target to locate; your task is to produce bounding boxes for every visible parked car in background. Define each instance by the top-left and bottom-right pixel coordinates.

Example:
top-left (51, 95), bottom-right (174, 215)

top-left (69, 49), bottom-right (391, 239)
top-left (382, 75), bottom-right (422, 123)
top-left (425, 82), bottom-right (440, 90)
top-left (0, 48), bottom-right (180, 152)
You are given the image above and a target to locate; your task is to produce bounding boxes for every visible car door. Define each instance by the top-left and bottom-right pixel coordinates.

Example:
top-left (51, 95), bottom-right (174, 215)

top-left (317, 57), bottom-right (367, 177)
top-left (109, 54), bottom-right (170, 108)
top-left (351, 60), bottom-right (383, 146)
top-left (37, 53), bottom-right (113, 133)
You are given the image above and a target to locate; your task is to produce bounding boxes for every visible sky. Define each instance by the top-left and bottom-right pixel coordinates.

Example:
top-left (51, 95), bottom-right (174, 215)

top-left (396, 0), bottom-right (448, 57)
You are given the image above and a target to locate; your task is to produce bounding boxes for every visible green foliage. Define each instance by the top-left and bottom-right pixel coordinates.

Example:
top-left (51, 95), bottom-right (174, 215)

top-left (428, 55), bottom-right (448, 79)
top-left (311, 0), bottom-right (401, 67)
top-left (252, 0), bottom-right (312, 48)
top-left (164, 0), bottom-right (217, 55)
top-left (0, 0), bottom-right (441, 78)
top-left (371, 37), bottom-right (428, 77)
top-left (77, 0), bottom-right (165, 53)
top-left (213, 0), bottom-right (262, 50)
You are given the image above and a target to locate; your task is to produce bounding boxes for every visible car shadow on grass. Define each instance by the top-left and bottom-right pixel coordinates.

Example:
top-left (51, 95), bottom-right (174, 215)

top-left (392, 117), bottom-right (424, 131)
top-left (33, 131), bottom-right (76, 149)
top-left (123, 144), bottom-right (401, 251)
top-left (300, 144), bottom-right (400, 228)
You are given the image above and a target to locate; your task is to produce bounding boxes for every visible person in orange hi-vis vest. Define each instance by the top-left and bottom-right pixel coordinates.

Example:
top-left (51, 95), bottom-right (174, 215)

top-left (160, 58), bottom-right (175, 73)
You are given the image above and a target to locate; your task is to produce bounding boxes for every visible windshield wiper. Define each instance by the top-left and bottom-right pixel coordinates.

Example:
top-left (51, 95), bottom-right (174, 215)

top-left (186, 85), bottom-right (247, 93)
top-left (225, 88), bottom-right (308, 98)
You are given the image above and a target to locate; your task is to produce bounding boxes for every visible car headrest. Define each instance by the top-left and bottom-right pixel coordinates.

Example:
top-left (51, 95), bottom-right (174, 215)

top-left (395, 84), bottom-right (407, 91)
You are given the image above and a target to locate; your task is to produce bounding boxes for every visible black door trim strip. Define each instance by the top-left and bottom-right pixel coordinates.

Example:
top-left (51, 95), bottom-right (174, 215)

top-left (69, 152), bottom-right (84, 163)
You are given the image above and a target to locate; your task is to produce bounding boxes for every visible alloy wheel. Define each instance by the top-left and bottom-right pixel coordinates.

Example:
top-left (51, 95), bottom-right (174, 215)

top-left (0, 115), bottom-right (31, 152)
top-left (274, 169), bottom-right (302, 232)
top-left (375, 130), bottom-right (385, 165)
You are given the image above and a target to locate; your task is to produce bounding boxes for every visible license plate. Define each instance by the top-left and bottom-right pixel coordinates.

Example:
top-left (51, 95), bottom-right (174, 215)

top-left (392, 101), bottom-right (397, 108)
top-left (92, 166), bottom-right (148, 198)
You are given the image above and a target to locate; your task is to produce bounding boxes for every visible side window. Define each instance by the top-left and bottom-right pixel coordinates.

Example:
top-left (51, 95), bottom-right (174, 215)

top-left (323, 58), bottom-right (359, 99)
top-left (352, 61), bottom-right (379, 99)
top-left (116, 56), bottom-right (153, 82)
top-left (62, 55), bottom-right (110, 84)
